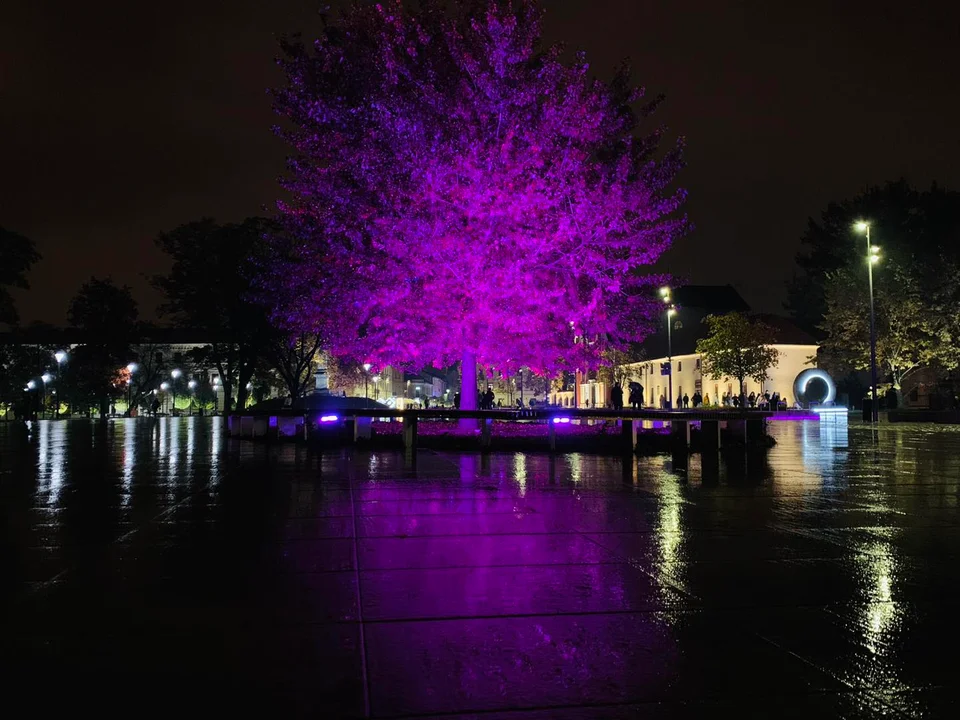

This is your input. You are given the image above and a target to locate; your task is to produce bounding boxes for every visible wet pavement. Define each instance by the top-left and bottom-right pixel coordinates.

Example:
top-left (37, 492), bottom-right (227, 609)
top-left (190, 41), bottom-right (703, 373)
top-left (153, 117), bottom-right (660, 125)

top-left (1, 417), bottom-right (958, 717)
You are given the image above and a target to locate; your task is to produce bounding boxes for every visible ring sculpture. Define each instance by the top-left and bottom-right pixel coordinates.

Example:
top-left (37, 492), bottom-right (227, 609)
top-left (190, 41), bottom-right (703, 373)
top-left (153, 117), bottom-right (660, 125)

top-left (793, 368), bottom-right (836, 406)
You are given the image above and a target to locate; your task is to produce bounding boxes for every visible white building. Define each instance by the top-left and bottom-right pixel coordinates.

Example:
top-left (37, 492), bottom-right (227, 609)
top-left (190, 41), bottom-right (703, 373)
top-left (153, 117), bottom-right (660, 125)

top-left (625, 286), bottom-right (820, 407)
top-left (629, 343), bottom-right (818, 408)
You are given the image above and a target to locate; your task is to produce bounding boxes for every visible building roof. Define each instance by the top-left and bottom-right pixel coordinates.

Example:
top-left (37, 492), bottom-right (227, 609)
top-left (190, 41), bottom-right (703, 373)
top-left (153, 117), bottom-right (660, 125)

top-left (638, 287), bottom-right (817, 360)
top-left (671, 285), bottom-right (751, 313)
top-left (751, 314), bottom-right (819, 346)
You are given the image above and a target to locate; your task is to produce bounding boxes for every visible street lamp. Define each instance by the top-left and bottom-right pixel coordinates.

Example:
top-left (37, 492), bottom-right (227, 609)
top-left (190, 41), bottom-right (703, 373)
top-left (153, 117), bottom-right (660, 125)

top-left (188, 379), bottom-right (197, 415)
top-left (126, 363), bottom-right (138, 415)
top-left (363, 363), bottom-right (372, 399)
top-left (170, 370), bottom-right (182, 414)
top-left (856, 221), bottom-right (880, 423)
top-left (54, 350), bottom-right (67, 419)
top-left (39, 374), bottom-right (52, 418)
top-left (373, 374), bottom-right (381, 401)
top-left (660, 287), bottom-right (675, 409)
top-left (160, 381), bottom-right (170, 414)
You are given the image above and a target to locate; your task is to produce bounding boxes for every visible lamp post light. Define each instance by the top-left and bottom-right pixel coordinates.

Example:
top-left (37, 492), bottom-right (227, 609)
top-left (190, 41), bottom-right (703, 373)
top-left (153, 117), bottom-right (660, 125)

top-left (372, 374), bottom-right (381, 401)
top-left (363, 363), bottom-right (372, 399)
top-left (54, 350), bottom-right (67, 419)
top-left (160, 382), bottom-right (170, 415)
top-left (170, 369), bottom-right (182, 415)
top-left (660, 287), bottom-right (675, 409)
top-left (126, 363), bottom-right (138, 415)
top-left (188, 379), bottom-right (197, 415)
top-left (37, 373), bottom-right (51, 418)
top-left (856, 221), bottom-right (880, 423)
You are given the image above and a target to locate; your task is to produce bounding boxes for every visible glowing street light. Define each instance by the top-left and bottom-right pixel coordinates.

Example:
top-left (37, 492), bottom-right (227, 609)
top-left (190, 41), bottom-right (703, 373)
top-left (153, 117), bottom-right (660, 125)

top-left (27, 380), bottom-right (36, 390)
top-left (41, 373), bottom-right (52, 384)
top-left (125, 362), bottom-right (138, 415)
top-left (188, 380), bottom-right (197, 389)
top-left (160, 382), bottom-right (170, 391)
top-left (55, 350), bottom-right (68, 365)
top-left (171, 368), bottom-right (182, 379)
top-left (659, 286), bottom-right (676, 409)
top-left (855, 220), bottom-right (879, 423)
top-left (363, 363), bottom-right (372, 399)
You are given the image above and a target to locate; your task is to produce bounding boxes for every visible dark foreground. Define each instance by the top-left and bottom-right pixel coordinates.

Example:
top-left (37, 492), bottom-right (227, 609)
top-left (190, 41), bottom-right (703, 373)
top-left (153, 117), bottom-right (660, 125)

top-left (1, 418), bottom-right (958, 718)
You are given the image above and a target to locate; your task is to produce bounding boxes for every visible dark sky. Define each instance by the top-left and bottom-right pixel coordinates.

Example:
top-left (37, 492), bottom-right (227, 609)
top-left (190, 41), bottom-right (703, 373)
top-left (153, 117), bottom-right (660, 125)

top-left (4, 0), bottom-right (959, 326)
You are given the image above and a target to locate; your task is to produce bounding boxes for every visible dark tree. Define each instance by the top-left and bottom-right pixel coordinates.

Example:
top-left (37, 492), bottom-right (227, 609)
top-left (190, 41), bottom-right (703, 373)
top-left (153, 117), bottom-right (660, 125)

top-left (153, 218), bottom-right (275, 415)
top-left (786, 180), bottom-right (960, 333)
top-left (0, 227), bottom-right (42, 327)
top-left (63, 278), bottom-right (139, 417)
top-left (261, 331), bottom-right (323, 402)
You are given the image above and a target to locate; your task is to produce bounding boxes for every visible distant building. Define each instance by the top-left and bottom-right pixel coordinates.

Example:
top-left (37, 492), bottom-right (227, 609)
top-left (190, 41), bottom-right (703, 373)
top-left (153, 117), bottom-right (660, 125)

top-left (626, 285), bottom-right (819, 407)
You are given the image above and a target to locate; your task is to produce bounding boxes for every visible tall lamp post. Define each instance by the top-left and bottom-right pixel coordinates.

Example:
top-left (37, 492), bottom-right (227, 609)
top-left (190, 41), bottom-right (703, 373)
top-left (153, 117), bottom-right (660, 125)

top-left (363, 363), bottom-right (372, 399)
top-left (54, 350), bottom-right (67, 419)
top-left (126, 363), bottom-right (138, 416)
top-left (170, 369), bottom-right (182, 415)
top-left (188, 380), bottom-right (197, 415)
top-left (160, 382), bottom-right (170, 414)
top-left (856, 222), bottom-right (880, 423)
top-left (40, 373), bottom-right (52, 418)
top-left (372, 374), bottom-right (381, 401)
top-left (659, 287), bottom-right (676, 409)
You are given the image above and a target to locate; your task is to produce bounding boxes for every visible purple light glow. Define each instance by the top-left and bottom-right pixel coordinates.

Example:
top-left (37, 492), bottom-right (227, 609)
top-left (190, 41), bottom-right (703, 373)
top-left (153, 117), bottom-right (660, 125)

top-left (319, 414), bottom-right (340, 423)
top-left (268, 0), bottom-right (687, 385)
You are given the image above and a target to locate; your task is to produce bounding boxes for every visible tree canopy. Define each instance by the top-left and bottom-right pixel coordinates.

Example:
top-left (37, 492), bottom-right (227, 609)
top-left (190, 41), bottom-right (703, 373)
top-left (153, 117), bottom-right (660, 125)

top-left (787, 180), bottom-right (960, 333)
top-left (269, 0), bottom-right (687, 386)
top-left (153, 217), bottom-right (276, 413)
top-left (62, 278), bottom-right (139, 415)
top-left (696, 313), bottom-right (780, 401)
top-left (0, 226), bottom-right (41, 327)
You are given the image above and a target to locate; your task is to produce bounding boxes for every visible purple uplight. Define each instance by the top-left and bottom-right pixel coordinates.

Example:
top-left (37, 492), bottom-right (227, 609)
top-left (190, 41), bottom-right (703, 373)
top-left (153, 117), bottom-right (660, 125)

top-left (319, 414), bottom-right (340, 423)
top-left (552, 417), bottom-right (572, 424)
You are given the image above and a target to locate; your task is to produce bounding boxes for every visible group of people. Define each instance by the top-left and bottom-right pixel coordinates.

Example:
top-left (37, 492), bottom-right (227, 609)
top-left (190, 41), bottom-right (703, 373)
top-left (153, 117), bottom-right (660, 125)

top-left (610, 382), bottom-right (645, 410)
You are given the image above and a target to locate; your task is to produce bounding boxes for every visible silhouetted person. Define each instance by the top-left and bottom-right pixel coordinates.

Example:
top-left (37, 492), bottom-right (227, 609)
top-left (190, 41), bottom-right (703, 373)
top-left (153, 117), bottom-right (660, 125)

top-left (151, 398), bottom-right (161, 416)
top-left (659, 394), bottom-right (665, 409)
top-left (611, 382), bottom-right (624, 411)
top-left (682, 393), bottom-right (689, 408)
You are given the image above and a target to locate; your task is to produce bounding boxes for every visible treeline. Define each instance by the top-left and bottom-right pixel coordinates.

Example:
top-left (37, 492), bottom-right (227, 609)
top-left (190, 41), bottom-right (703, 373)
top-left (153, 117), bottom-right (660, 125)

top-left (0, 218), bottom-right (335, 417)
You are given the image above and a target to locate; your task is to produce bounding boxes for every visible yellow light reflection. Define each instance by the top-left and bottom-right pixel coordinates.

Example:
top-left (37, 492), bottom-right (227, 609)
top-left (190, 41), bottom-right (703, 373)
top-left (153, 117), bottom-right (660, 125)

top-left (513, 453), bottom-right (527, 496)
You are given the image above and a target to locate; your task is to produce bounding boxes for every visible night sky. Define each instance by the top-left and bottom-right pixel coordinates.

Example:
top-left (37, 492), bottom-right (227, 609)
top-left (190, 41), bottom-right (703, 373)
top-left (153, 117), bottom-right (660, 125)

top-left (4, 0), bottom-right (959, 326)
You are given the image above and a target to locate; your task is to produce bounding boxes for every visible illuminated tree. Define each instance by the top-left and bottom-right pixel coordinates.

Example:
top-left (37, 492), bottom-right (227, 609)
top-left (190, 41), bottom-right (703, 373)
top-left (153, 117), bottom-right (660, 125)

top-left (270, 0), bottom-right (688, 413)
top-left (696, 313), bottom-right (780, 405)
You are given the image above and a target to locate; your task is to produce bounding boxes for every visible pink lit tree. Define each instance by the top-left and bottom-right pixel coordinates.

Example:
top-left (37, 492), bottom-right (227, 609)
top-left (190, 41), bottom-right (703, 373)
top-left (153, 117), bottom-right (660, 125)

top-left (269, 0), bottom-right (688, 414)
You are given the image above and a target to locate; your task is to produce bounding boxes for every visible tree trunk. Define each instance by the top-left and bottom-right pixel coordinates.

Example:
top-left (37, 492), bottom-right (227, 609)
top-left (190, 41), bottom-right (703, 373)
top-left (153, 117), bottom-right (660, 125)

top-left (459, 350), bottom-right (478, 432)
top-left (221, 381), bottom-right (233, 417)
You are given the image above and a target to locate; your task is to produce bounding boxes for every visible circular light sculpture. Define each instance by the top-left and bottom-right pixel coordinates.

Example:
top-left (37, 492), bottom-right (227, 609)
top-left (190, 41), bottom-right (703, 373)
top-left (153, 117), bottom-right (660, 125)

top-left (793, 368), bottom-right (837, 407)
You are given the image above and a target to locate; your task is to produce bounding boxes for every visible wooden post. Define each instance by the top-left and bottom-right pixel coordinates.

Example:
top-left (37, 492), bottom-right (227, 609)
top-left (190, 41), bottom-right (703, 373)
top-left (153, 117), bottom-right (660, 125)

top-left (403, 414), bottom-right (418, 452)
top-left (746, 417), bottom-right (764, 445)
top-left (353, 416), bottom-right (372, 442)
top-left (480, 417), bottom-right (492, 451)
top-left (622, 418), bottom-right (637, 456)
top-left (701, 419), bottom-right (721, 452)
top-left (671, 419), bottom-right (690, 448)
